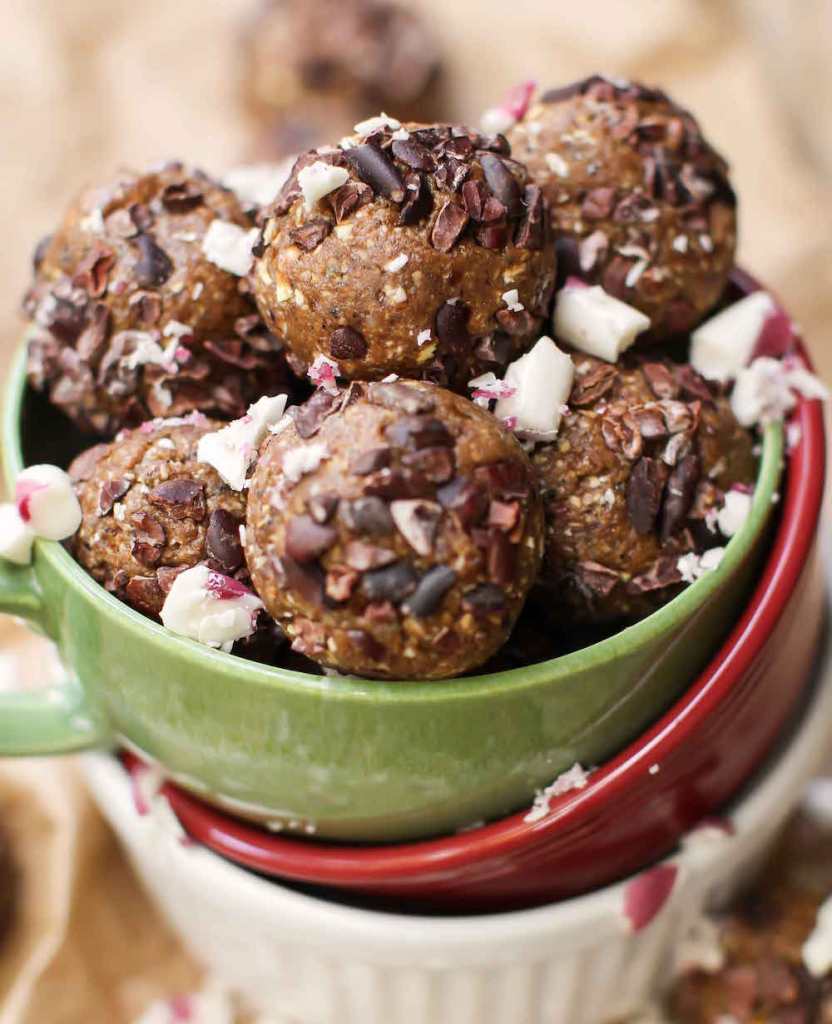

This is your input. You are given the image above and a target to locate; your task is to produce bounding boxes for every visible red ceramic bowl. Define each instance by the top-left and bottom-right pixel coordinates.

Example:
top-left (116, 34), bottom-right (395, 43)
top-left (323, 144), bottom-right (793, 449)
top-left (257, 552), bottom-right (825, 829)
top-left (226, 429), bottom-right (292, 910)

top-left (124, 270), bottom-right (828, 913)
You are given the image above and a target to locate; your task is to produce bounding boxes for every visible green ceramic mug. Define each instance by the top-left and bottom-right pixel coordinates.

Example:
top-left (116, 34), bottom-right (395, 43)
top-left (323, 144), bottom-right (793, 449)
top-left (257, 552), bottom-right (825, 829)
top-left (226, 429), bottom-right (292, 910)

top-left (0, 345), bottom-right (783, 841)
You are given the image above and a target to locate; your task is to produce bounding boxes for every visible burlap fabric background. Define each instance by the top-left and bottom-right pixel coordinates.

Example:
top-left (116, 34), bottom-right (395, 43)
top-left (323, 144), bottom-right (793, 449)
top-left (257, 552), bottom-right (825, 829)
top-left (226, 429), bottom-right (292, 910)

top-left (0, 1), bottom-right (829, 1019)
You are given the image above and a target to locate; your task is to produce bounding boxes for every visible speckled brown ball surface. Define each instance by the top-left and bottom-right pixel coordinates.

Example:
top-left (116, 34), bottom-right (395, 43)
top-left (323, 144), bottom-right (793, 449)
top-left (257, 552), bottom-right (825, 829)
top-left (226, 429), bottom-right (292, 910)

top-left (24, 162), bottom-right (293, 436)
top-left (507, 75), bottom-right (737, 339)
top-left (669, 814), bottom-right (832, 1022)
top-left (252, 122), bottom-right (556, 387)
top-left (533, 356), bottom-right (756, 624)
top-left (69, 415), bottom-right (248, 617)
top-left (241, 0), bottom-right (442, 150)
top-left (245, 380), bottom-right (544, 679)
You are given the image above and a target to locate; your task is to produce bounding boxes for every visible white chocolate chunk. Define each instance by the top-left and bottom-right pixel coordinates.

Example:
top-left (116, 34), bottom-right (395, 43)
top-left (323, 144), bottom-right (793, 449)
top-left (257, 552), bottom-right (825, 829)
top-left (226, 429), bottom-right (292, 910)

top-left (161, 565), bottom-right (262, 652)
top-left (15, 464), bottom-right (82, 541)
top-left (690, 291), bottom-right (777, 382)
top-left (730, 357), bottom-right (828, 428)
top-left (677, 547), bottom-right (726, 584)
top-left (297, 161), bottom-right (350, 212)
top-left (717, 489), bottom-right (753, 538)
top-left (197, 394), bottom-right (288, 491)
top-left (480, 106), bottom-right (516, 135)
top-left (201, 220), bottom-right (259, 277)
top-left (282, 443), bottom-right (328, 483)
top-left (353, 113), bottom-right (401, 135)
top-left (494, 336), bottom-right (575, 441)
top-left (804, 895), bottom-right (832, 977)
top-left (553, 284), bottom-right (650, 362)
top-left (0, 504), bottom-right (35, 564)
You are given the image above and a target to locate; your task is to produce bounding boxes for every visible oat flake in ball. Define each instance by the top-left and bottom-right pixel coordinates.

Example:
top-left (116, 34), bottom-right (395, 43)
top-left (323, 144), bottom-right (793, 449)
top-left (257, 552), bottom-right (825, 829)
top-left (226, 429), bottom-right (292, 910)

top-left (252, 120), bottom-right (556, 388)
top-left (533, 355), bottom-right (756, 625)
top-left (69, 415), bottom-right (248, 618)
top-left (245, 379), bottom-right (544, 679)
top-left (507, 75), bottom-right (737, 339)
top-left (24, 162), bottom-right (293, 436)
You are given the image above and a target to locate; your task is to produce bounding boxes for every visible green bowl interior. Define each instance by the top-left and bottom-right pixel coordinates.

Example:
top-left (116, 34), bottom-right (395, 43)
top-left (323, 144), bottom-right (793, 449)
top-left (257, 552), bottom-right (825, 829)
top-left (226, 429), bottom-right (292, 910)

top-left (2, 342), bottom-right (784, 705)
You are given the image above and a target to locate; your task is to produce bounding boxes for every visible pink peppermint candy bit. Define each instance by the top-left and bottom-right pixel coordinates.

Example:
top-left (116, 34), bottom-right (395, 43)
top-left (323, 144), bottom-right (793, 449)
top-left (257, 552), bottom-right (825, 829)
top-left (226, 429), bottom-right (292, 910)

top-left (471, 383), bottom-right (516, 402)
top-left (128, 761), bottom-right (158, 817)
top-left (564, 275), bottom-right (590, 290)
top-left (308, 355), bottom-right (340, 394)
top-left (754, 305), bottom-right (797, 361)
top-left (623, 864), bottom-right (678, 932)
top-left (204, 571), bottom-right (252, 601)
top-left (14, 479), bottom-right (46, 523)
top-left (169, 994), bottom-right (194, 1021)
top-left (501, 79), bottom-right (537, 121)
top-left (502, 416), bottom-right (518, 430)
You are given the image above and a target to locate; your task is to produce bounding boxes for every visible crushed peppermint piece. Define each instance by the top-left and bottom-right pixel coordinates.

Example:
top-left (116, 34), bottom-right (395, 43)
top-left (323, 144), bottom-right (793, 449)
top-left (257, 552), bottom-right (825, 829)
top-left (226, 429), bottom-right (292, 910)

top-left (495, 336), bottom-right (575, 441)
top-left (354, 113), bottom-right (401, 135)
top-left (544, 152), bottom-right (569, 177)
top-left (160, 564), bottom-right (262, 652)
top-left (524, 763), bottom-right (591, 823)
top-left (502, 416), bottom-right (518, 430)
top-left (803, 895), bottom-right (832, 977)
top-left (308, 354), bottom-right (340, 394)
top-left (717, 489), bottom-right (753, 537)
top-left (0, 504), bottom-right (35, 565)
top-left (201, 220), bottom-right (259, 277)
top-left (553, 282), bottom-right (650, 362)
top-left (731, 356), bottom-right (829, 428)
top-left (132, 977), bottom-right (236, 1024)
top-left (14, 464), bottom-right (82, 542)
top-left (197, 394), bottom-right (288, 490)
top-left (416, 329), bottom-right (432, 347)
top-left (282, 442), bottom-right (328, 483)
top-left (690, 291), bottom-right (778, 382)
top-left (122, 331), bottom-right (177, 372)
top-left (480, 79), bottom-right (536, 134)
top-left (297, 161), bottom-right (350, 212)
top-left (223, 160), bottom-right (293, 208)
top-left (468, 371), bottom-right (516, 403)
top-left (384, 253), bottom-right (409, 273)
top-left (623, 865), bottom-right (678, 932)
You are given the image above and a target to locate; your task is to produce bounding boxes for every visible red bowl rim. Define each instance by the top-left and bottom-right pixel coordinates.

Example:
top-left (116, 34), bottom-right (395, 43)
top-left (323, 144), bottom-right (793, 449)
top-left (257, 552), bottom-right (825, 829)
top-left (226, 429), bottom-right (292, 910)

top-left (131, 267), bottom-right (827, 887)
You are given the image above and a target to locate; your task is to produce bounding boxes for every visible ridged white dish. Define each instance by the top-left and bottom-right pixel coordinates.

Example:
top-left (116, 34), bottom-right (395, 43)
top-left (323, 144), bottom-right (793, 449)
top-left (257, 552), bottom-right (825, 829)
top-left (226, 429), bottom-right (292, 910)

top-left (82, 627), bottom-right (832, 1024)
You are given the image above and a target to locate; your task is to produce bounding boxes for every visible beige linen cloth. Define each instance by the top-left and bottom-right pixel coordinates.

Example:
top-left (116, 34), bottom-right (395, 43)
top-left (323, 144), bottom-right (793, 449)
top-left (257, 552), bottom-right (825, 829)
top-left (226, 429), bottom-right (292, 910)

top-left (0, 0), bottom-right (830, 1019)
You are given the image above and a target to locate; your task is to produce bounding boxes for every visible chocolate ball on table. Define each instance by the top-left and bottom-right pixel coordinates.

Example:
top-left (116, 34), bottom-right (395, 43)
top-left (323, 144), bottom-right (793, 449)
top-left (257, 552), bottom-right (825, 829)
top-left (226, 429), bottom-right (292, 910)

top-left (532, 355), bottom-right (756, 625)
top-left (241, 0), bottom-right (443, 154)
top-left (251, 119), bottom-right (555, 388)
top-left (24, 161), bottom-right (293, 436)
top-left (69, 415), bottom-right (248, 618)
top-left (507, 75), bottom-right (737, 339)
top-left (245, 380), bottom-right (544, 679)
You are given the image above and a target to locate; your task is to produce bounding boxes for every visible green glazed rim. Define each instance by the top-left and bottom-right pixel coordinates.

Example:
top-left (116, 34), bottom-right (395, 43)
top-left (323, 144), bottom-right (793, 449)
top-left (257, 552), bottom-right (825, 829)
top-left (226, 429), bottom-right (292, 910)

top-left (2, 342), bottom-right (784, 703)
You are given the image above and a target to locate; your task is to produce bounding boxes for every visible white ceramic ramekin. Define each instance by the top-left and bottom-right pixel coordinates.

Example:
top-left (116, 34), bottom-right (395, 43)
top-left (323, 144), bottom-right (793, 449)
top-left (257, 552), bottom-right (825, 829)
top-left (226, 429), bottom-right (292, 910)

top-left (82, 628), bottom-right (832, 1024)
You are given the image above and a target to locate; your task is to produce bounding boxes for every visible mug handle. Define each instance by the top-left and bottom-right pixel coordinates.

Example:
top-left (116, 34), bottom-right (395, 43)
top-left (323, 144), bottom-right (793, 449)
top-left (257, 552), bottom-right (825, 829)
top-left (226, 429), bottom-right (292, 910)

top-left (0, 555), bottom-right (109, 754)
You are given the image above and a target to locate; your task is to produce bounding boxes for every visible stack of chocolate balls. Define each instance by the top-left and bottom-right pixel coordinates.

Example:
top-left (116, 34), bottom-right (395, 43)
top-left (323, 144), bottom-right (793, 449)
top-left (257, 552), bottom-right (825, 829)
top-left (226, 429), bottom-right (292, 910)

top-left (23, 75), bottom-right (760, 680)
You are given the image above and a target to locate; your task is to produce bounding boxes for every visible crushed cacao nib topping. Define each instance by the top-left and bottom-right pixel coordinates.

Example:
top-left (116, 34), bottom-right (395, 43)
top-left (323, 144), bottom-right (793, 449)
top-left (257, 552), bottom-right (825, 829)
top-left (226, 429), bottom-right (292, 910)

top-left (434, 300), bottom-right (470, 351)
top-left (437, 475), bottom-right (488, 526)
top-left (291, 389), bottom-right (339, 438)
top-left (133, 234), bottom-right (174, 288)
top-left (398, 172), bottom-right (433, 226)
top-left (385, 414), bottom-right (453, 452)
top-left (515, 185), bottom-right (545, 250)
top-left (571, 362), bottom-right (617, 406)
top-left (461, 582), bottom-right (507, 617)
top-left (339, 496), bottom-right (393, 535)
top-left (205, 508), bottom-right (244, 573)
top-left (124, 575), bottom-right (164, 616)
top-left (391, 138), bottom-right (436, 172)
top-left (289, 218), bottom-right (331, 252)
top-left (160, 180), bottom-right (204, 212)
top-left (401, 565), bottom-right (457, 618)
top-left (626, 555), bottom-right (683, 594)
top-left (350, 447), bottom-right (391, 476)
top-left (131, 512), bottom-right (166, 566)
top-left (97, 476), bottom-right (131, 516)
top-left (431, 200), bottom-right (469, 252)
top-left (642, 361), bottom-right (680, 400)
top-left (360, 561), bottom-right (418, 604)
top-left (574, 561), bottom-right (620, 598)
top-left (627, 456), bottom-right (668, 535)
top-left (330, 180), bottom-right (373, 223)
top-left (74, 243), bottom-right (116, 298)
top-left (486, 529), bottom-right (517, 586)
top-left (281, 554), bottom-right (325, 607)
top-left (390, 499), bottom-right (442, 556)
top-left (345, 144), bottom-right (405, 202)
top-left (401, 446), bottom-right (455, 484)
top-left (660, 454), bottom-right (700, 540)
top-left (148, 478), bottom-right (206, 520)
top-left (329, 325), bottom-right (367, 361)
top-left (344, 541), bottom-right (397, 571)
top-left (306, 492), bottom-right (339, 524)
top-left (367, 381), bottom-right (435, 414)
top-left (285, 515), bottom-right (337, 563)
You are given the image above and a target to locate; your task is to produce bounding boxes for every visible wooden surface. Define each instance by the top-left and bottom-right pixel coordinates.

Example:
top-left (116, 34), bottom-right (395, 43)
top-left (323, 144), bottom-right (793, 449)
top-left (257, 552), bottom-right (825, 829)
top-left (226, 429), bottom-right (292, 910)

top-left (0, 1), bottom-right (829, 1020)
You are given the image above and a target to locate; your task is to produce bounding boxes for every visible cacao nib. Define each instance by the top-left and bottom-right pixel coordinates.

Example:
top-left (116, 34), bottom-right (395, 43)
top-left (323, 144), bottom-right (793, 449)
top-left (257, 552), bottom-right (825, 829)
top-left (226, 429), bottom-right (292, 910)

top-left (390, 500), bottom-right (442, 556)
top-left (487, 529), bottom-right (516, 585)
top-left (156, 565), bottom-right (187, 593)
top-left (472, 460), bottom-right (528, 497)
top-left (479, 153), bottom-right (522, 217)
top-left (462, 180), bottom-right (486, 221)
top-left (574, 561), bottom-right (619, 598)
top-left (476, 223), bottom-right (509, 249)
top-left (148, 478), bottom-right (206, 520)
top-left (676, 364), bottom-right (714, 403)
top-left (161, 181), bottom-right (203, 212)
top-left (367, 381), bottom-right (435, 414)
top-left (281, 554), bottom-right (325, 606)
top-left (344, 541), bottom-right (397, 571)
top-left (69, 443), bottom-right (110, 483)
top-left (290, 218), bottom-right (331, 252)
top-left (345, 144), bottom-right (405, 201)
top-left (627, 457), bottom-right (667, 535)
top-left (398, 172), bottom-right (433, 226)
top-left (351, 448), bottom-right (391, 477)
top-left (131, 512), bottom-right (166, 566)
top-left (329, 325), bottom-right (367, 360)
top-left (391, 138), bottom-right (436, 171)
top-left (360, 561), bottom-right (418, 604)
top-left (292, 389), bottom-right (338, 438)
top-left (74, 244), bottom-right (115, 298)
top-left (307, 492), bottom-right (339, 524)
top-left (488, 500), bottom-right (520, 532)
top-left (633, 405), bottom-right (669, 441)
top-left (97, 476), bottom-right (130, 515)
top-left (514, 185), bottom-right (545, 249)
top-left (339, 496), bottom-right (394, 535)
top-left (582, 187), bottom-right (616, 220)
top-left (434, 300), bottom-right (470, 350)
top-left (570, 362), bottom-right (617, 406)
top-left (461, 582), bottom-right (506, 616)
top-left (330, 180), bottom-right (373, 223)
top-left (385, 415), bottom-right (453, 451)
top-left (660, 454), bottom-right (701, 540)
top-left (642, 362), bottom-right (680, 400)
top-left (626, 556), bottom-right (683, 594)
top-left (431, 200), bottom-right (469, 252)
top-left (401, 446), bottom-right (455, 483)
top-left (285, 515), bottom-right (337, 563)
top-left (346, 629), bottom-right (385, 662)
top-left (205, 509), bottom-right (244, 573)
top-left (437, 476), bottom-right (488, 526)
top-left (496, 308), bottom-right (535, 336)
top-left (401, 565), bottom-right (457, 618)
top-left (133, 234), bottom-right (173, 288)
top-left (124, 575), bottom-right (164, 616)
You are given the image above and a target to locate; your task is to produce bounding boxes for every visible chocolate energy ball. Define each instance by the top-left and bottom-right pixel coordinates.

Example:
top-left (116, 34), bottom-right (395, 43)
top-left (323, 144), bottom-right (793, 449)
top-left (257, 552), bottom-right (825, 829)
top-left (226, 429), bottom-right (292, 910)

top-left (69, 415), bottom-right (248, 617)
top-left (670, 814), bottom-right (832, 1022)
top-left (507, 75), bottom-right (737, 339)
top-left (24, 162), bottom-right (293, 436)
top-left (245, 380), bottom-right (544, 679)
top-left (252, 121), bottom-right (555, 387)
top-left (533, 356), bottom-right (756, 624)
top-left (241, 0), bottom-right (443, 152)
